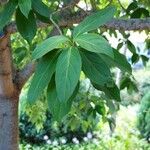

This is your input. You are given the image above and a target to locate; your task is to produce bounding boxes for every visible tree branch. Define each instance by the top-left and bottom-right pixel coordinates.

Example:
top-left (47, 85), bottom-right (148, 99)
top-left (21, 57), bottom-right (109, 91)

top-left (5, 14), bottom-right (150, 34)
top-left (15, 63), bottom-right (36, 90)
top-left (104, 18), bottom-right (150, 31)
top-left (58, 15), bottom-right (150, 31)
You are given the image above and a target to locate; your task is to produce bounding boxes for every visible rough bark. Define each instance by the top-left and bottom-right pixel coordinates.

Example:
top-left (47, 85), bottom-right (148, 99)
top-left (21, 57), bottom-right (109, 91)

top-left (0, 33), bottom-right (14, 97)
top-left (0, 31), bottom-right (20, 150)
top-left (0, 95), bottom-right (19, 150)
top-left (5, 17), bottom-right (150, 35)
top-left (15, 63), bottom-right (36, 90)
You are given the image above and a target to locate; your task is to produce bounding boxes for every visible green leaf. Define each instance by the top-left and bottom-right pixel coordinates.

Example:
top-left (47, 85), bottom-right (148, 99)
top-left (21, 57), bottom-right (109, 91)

top-left (14, 47), bottom-right (27, 63)
top-left (32, 0), bottom-right (51, 18)
top-left (126, 1), bottom-right (138, 13)
top-left (117, 42), bottom-right (123, 50)
top-left (131, 8), bottom-right (149, 18)
top-left (34, 12), bottom-right (50, 23)
top-left (16, 9), bottom-right (37, 43)
top-left (56, 47), bottom-right (81, 102)
top-left (131, 53), bottom-right (139, 64)
top-left (73, 6), bottom-right (116, 38)
top-left (27, 51), bottom-right (59, 104)
top-left (93, 82), bottom-right (121, 101)
top-left (32, 35), bottom-right (69, 60)
top-left (106, 99), bottom-right (118, 114)
top-left (18, 0), bottom-right (32, 18)
top-left (0, 0), bottom-right (17, 31)
top-left (141, 55), bottom-right (149, 66)
top-left (47, 77), bottom-right (71, 122)
top-left (120, 75), bottom-right (138, 94)
top-left (80, 50), bottom-right (112, 86)
top-left (95, 104), bottom-right (106, 116)
top-left (75, 33), bottom-right (113, 58)
top-left (126, 40), bottom-right (136, 54)
top-left (120, 76), bottom-right (131, 90)
top-left (146, 39), bottom-right (150, 49)
top-left (99, 49), bottom-right (132, 73)
top-left (47, 77), bottom-right (79, 122)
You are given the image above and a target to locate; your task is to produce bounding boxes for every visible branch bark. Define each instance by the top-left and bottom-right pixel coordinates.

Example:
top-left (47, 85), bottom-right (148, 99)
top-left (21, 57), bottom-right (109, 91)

top-left (104, 18), bottom-right (150, 31)
top-left (0, 96), bottom-right (19, 150)
top-left (14, 63), bottom-right (36, 90)
top-left (5, 16), bottom-right (150, 34)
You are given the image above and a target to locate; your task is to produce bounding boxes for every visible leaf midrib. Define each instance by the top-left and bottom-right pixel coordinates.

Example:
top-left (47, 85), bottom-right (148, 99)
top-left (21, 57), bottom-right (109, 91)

top-left (63, 47), bottom-right (72, 99)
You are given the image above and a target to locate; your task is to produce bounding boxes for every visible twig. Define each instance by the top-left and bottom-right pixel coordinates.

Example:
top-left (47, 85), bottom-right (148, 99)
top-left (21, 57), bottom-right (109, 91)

top-left (50, 14), bottom-right (63, 35)
top-left (49, 1), bottom-right (80, 35)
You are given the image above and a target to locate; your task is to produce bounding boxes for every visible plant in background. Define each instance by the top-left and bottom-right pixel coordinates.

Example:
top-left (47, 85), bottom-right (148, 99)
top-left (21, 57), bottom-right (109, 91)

top-left (137, 91), bottom-right (150, 142)
top-left (19, 79), bottom-right (111, 144)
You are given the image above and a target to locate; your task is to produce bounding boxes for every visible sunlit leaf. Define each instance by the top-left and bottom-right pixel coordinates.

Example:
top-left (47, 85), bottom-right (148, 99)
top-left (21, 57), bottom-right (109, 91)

top-left (73, 6), bottom-right (116, 38)
top-left (32, 35), bottom-right (69, 59)
top-left (18, 0), bottom-right (32, 18)
top-left (75, 33), bottom-right (113, 58)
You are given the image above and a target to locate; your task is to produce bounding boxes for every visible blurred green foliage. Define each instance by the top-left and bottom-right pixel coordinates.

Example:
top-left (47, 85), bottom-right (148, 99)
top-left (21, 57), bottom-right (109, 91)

top-left (19, 105), bottom-right (150, 150)
top-left (137, 91), bottom-right (150, 141)
top-left (19, 78), bottom-right (114, 144)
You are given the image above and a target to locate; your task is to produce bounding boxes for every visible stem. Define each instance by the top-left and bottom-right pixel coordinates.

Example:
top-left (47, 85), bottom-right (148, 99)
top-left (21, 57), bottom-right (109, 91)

top-left (50, 14), bottom-right (63, 35)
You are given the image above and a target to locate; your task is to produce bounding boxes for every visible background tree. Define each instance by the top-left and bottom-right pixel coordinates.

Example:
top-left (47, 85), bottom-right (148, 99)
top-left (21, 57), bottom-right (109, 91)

top-left (0, 0), bottom-right (150, 149)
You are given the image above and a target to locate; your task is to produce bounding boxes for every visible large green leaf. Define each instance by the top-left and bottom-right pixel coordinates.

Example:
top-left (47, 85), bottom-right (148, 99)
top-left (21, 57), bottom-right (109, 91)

top-left (56, 47), bottom-right (81, 102)
top-left (75, 33), bottom-right (113, 58)
top-left (32, 35), bottom-right (69, 60)
top-left (32, 0), bottom-right (51, 18)
top-left (99, 49), bottom-right (132, 73)
top-left (93, 82), bottom-right (121, 101)
top-left (73, 6), bottom-right (116, 38)
top-left (27, 51), bottom-right (59, 104)
top-left (18, 0), bottom-right (32, 18)
top-left (47, 77), bottom-right (79, 122)
top-left (80, 50), bottom-right (112, 86)
top-left (0, 0), bottom-right (17, 31)
top-left (16, 9), bottom-right (37, 43)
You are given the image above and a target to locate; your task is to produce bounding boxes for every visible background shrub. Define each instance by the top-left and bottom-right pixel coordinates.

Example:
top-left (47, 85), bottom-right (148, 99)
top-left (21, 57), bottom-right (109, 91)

top-left (137, 91), bottom-right (150, 142)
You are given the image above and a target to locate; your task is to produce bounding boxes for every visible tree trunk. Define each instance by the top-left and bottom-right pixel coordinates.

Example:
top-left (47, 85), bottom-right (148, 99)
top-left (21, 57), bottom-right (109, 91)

top-left (0, 95), bottom-right (19, 150)
top-left (0, 32), bottom-right (21, 150)
top-left (0, 28), bottom-right (33, 149)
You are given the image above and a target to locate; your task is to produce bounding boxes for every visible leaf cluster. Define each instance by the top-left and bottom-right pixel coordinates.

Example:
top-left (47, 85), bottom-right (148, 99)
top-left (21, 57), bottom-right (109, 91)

top-left (27, 6), bottom-right (132, 121)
